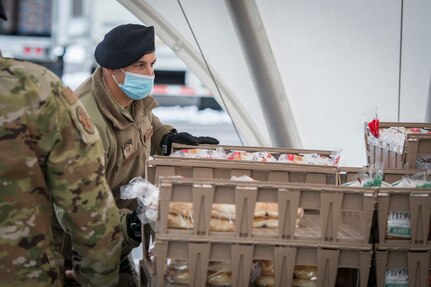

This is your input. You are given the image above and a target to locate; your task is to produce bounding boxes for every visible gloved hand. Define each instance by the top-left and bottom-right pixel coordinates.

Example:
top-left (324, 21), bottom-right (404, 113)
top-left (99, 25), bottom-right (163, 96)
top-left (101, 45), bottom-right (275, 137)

top-left (126, 209), bottom-right (141, 242)
top-left (161, 130), bottom-right (219, 155)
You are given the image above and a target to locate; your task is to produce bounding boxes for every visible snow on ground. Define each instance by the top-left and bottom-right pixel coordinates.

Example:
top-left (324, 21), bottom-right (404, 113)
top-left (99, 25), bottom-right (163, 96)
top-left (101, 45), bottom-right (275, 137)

top-left (62, 72), bottom-right (91, 90)
top-left (153, 105), bottom-right (232, 125)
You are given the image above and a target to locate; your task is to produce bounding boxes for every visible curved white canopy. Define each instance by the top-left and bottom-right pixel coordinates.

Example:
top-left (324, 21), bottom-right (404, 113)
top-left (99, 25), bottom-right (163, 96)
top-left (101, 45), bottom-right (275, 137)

top-left (119, 0), bottom-right (431, 166)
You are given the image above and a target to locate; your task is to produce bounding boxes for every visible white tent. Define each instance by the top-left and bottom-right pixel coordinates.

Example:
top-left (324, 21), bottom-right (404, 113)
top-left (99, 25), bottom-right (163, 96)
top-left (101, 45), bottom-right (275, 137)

top-left (119, 0), bottom-right (431, 166)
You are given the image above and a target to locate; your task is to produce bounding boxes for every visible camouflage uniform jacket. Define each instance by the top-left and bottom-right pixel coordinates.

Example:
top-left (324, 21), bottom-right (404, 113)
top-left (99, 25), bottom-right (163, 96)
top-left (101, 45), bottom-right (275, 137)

top-left (0, 58), bottom-right (122, 287)
top-left (76, 67), bottom-right (173, 210)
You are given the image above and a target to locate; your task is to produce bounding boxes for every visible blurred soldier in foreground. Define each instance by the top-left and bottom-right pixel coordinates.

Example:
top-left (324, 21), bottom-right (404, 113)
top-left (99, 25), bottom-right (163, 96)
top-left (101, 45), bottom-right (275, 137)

top-left (0, 1), bottom-right (123, 285)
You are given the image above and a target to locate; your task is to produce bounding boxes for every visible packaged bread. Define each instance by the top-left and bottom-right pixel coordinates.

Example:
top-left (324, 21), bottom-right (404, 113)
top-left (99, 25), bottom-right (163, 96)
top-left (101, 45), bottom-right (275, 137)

top-left (249, 151), bottom-right (278, 162)
top-left (254, 274), bottom-right (275, 286)
top-left (207, 260), bottom-right (232, 286)
top-left (295, 208), bottom-right (304, 228)
top-left (297, 207), bottom-right (304, 219)
top-left (210, 217), bottom-right (235, 231)
top-left (254, 204), bottom-right (304, 220)
top-left (257, 260), bottom-right (274, 276)
top-left (278, 154), bottom-right (304, 164)
top-left (253, 217), bottom-right (278, 228)
top-left (168, 271), bottom-right (231, 286)
top-left (227, 150), bottom-right (249, 161)
top-left (253, 206), bottom-right (304, 229)
top-left (170, 148), bottom-right (227, 159)
top-left (254, 203), bottom-right (278, 218)
top-left (227, 150), bottom-right (277, 162)
top-left (292, 278), bottom-right (317, 287)
top-left (170, 202), bottom-right (236, 220)
top-left (207, 261), bottom-right (232, 273)
top-left (166, 260), bottom-right (232, 286)
top-left (166, 269), bottom-right (189, 284)
top-left (168, 213), bottom-right (235, 231)
top-left (169, 202), bottom-right (193, 218)
top-left (211, 203), bottom-right (236, 220)
top-left (207, 271), bottom-right (232, 286)
top-left (294, 265), bottom-right (317, 280)
top-left (168, 213), bottom-right (193, 229)
top-left (167, 259), bottom-right (188, 271)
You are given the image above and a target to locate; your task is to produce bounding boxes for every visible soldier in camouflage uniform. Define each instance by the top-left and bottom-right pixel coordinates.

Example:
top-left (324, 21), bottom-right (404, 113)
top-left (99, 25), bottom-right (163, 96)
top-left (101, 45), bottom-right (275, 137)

top-left (81, 23), bottom-right (219, 211)
top-left (73, 24), bottom-right (220, 286)
top-left (0, 2), bottom-right (123, 286)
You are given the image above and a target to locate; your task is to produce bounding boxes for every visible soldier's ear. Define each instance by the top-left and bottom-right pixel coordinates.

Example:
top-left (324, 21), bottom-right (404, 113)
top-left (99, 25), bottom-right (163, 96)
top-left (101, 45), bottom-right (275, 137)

top-left (103, 68), bottom-right (124, 86)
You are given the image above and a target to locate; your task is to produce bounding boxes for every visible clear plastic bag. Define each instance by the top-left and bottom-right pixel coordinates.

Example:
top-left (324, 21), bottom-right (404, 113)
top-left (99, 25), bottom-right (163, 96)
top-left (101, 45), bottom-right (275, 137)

top-left (342, 164), bottom-right (388, 187)
top-left (120, 177), bottom-right (159, 225)
top-left (278, 149), bottom-right (342, 166)
top-left (391, 169), bottom-right (431, 188)
top-left (170, 147), bottom-right (227, 159)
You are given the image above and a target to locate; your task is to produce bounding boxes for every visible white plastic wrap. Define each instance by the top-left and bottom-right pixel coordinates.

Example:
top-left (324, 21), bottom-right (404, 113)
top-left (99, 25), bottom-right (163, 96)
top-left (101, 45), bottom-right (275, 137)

top-left (170, 147), bottom-right (227, 159)
top-left (391, 170), bottom-right (431, 188)
top-left (120, 177), bottom-right (159, 224)
top-left (342, 164), bottom-right (389, 187)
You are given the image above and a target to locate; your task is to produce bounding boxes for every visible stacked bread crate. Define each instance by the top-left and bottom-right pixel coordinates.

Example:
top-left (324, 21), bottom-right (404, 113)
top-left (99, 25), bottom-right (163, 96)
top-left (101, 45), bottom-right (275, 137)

top-left (146, 144), bottom-right (339, 185)
top-left (364, 122), bottom-right (431, 287)
top-left (373, 187), bottom-right (431, 287)
top-left (141, 144), bottom-right (374, 287)
top-left (338, 167), bottom-right (423, 186)
top-left (365, 122), bottom-right (431, 169)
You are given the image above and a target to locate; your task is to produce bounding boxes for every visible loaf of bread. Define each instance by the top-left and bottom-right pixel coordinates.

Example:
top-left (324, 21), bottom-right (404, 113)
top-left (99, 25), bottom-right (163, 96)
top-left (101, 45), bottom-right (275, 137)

top-left (166, 259), bottom-right (188, 271)
top-left (170, 202), bottom-right (236, 220)
top-left (210, 217), bottom-right (235, 231)
top-left (211, 203), bottom-right (236, 219)
top-left (169, 202), bottom-right (193, 218)
top-left (253, 217), bottom-right (279, 228)
top-left (167, 213), bottom-right (193, 229)
top-left (252, 263), bottom-right (317, 286)
top-left (207, 261), bottom-right (232, 273)
top-left (207, 271), bottom-right (232, 286)
top-left (294, 265), bottom-right (317, 280)
top-left (166, 269), bottom-right (189, 285)
top-left (257, 260), bottom-right (274, 276)
top-left (165, 260), bottom-right (232, 286)
top-left (168, 202), bottom-right (304, 230)
top-left (254, 202), bottom-right (278, 218)
top-left (255, 274), bottom-right (275, 286)
top-left (167, 213), bottom-right (235, 231)
top-left (292, 278), bottom-right (317, 287)
top-left (166, 270), bottom-right (233, 286)
top-left (253, 207), bottom-right (304, 228)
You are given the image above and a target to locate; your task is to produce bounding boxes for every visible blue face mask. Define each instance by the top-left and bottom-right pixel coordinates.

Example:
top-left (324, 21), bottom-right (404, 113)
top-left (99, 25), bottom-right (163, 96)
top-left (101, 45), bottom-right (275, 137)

top-left (113, 69), bottom-right (155, 100)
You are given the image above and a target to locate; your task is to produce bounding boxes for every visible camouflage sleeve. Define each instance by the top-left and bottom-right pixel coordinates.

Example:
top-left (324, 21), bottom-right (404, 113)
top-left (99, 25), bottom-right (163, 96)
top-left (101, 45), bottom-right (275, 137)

top-left (150, 112), bottom-right (174, 155)
top-left (44, 84), bottom-right (122, 286)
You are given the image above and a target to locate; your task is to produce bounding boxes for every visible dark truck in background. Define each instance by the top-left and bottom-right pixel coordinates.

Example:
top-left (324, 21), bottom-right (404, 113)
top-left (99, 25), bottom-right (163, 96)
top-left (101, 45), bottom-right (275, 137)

top-left (0, 0), bottom-right (77, 77)
top-left (0, 0), bottom-right (221, 110)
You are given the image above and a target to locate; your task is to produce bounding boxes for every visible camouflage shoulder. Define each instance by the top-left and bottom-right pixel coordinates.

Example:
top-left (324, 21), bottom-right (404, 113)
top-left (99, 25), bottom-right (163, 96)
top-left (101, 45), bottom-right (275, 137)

top-left (56, 86), bottom-right (101, 145)
top-left (0, 58), bottom-right (61, 83)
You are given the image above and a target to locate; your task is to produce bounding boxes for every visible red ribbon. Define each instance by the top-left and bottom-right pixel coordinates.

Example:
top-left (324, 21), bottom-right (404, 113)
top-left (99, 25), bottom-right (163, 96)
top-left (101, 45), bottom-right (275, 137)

top-left (368, 118), bottom-right (380, 138)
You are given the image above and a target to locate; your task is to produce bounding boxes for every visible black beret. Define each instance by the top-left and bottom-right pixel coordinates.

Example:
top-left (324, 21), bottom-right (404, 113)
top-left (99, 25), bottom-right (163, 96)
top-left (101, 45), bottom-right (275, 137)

top-left (95, 24), bottom-right (155, 69)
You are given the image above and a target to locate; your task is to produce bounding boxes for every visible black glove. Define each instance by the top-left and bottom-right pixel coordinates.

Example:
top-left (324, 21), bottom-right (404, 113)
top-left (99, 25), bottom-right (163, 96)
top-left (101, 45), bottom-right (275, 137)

top-left (126, 209), bottom-right (141, 242)
top-left (161, 130), bottom-right (219, 155)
